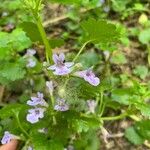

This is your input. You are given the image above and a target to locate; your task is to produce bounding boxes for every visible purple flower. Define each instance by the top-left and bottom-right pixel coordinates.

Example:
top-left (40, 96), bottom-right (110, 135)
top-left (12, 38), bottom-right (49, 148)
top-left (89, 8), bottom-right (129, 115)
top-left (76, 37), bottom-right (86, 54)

top-left (24, 49), bottom-right (36, 68)
top-left (27, 92), bottom-right (48, 107)
top-left (2, 12), bottom-right (8, 17)
top-left (1, 131), bottom-right (15, 144)
top-left (64, 145), bottom-right (74, 150)
top-left (28, 146), bottom-right (34, 150)
top-left (54, 99), bottom-right (69, 111)
top-left (103, 6), bottom-right (110, 12)
top-left (25, 49), bottom-right (36, 57)
top-left (26, 108), bottom-right (45, 124)
top-left (87, 100), bottom-right (97, 114)
top-left (47, 53), bottom-right (74, 75)
top-left (46, 81), bottom-right (53, 95)
top-left (26, 58), bottom-right (36, 68)
top-left (99, 0), bottom-right (105, 4)
top-left (74, 69), bottom-right (100, 86)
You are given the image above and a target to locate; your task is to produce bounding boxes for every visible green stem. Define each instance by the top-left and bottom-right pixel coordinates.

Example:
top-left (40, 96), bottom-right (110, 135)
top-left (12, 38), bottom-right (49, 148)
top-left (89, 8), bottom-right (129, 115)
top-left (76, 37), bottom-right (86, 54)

top-left (73, 40), bottom-right (94, 62)
top-left (99, 91), bottom-right (104, 116)
top-left (101, 112), bottom-right (128, 121)
top-left (129, 115), bottom-right (141, 121)
top-left (50, 95), bottom-right (55, 107)
top-left (99, 101), bottom-right (106, 117)
top-left (36, 17), bottom-right (53, 64)
top-left (63, 75), bottom-right (70, 89)
top-left (49, 95), bottom-right (57, 125)
top-left (147, 44), bottom-right (150, 65)
top-left (14, 112), bottom-right (30, 138)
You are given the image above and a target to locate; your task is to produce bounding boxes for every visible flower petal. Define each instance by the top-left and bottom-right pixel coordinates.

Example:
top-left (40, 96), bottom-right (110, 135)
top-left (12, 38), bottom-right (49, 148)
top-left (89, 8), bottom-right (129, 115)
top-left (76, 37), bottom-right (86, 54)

top-left (27, 100), bottom-right (37, 106)
top-left (26, 114), bottom-right (39, 124)
top-left (54, 105), bottom-right (69, 111)
top-left (87, 100), bottom-right (97, 113)
top-left (53, 54), bottom-right (59, 64)
top-left (54, 66), bottom-right (70, 75)
top-left (65, 62), bottom-right (74, 67)
top-left (59, 53), bottom-right (65, 61)
top-left (87, 77), bottom-right (100, 86)
top-left (1, 131), bottom-right (12, 144)
top-left (26, 58), bottom-right (36, 68)
top-left (74, 71), bottom-right (86, 78)
top-left (37, 92), bottom-right (43, 99)
top-left (47, 65), bottom-right (56, 70)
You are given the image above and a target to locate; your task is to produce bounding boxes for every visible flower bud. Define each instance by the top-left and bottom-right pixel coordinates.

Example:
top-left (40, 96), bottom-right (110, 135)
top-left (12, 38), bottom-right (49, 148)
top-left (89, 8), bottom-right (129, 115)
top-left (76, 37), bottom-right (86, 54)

top-left (139, 13), bottom-right (148, 25)
top-left (58, 88), bottom-right (66, 97)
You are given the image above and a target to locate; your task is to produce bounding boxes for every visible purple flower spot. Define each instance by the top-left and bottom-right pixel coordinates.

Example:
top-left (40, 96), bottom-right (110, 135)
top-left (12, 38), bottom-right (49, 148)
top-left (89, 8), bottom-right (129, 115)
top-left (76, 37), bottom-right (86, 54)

top-left (100, 0), bottom-right (105, 4)
top-left (47, 53), bottom-right (74, 75)
top-left (74, 69), bottom-right (100, 86)
top-left (26, 58), bottom-right (36, 68)
top-left (87, 100), bottom-right (97, 114)
top-left (103, 6), bottom-right (110, 12)
top-left (26, 108), bottom-right (45, 124)
top-left (1, 131), bottom-right (15, 144)
top-left (54, 99), bottom-right (69, 111)
top-left (24, 49), bottom-right (36, 68)
top-left (28, 146), bottom-right (34, 150)
top-left (25, 49), bottom-right (36, 57)
top-left (27, 92), bottom-right (48, 107)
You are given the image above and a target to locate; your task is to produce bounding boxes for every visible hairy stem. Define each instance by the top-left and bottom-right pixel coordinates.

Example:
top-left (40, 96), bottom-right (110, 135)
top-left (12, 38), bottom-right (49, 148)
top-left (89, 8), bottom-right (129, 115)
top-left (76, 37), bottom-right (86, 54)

top-left (49, 95), bottom-right (57, 125)
top-left (50, 95), bottom-right (55, 107)
top-left (36, 17), bottom-right (53, 64)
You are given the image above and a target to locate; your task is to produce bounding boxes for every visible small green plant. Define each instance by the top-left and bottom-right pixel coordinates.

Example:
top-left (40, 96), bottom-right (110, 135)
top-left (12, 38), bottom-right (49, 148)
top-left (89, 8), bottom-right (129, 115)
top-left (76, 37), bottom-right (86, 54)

top-left (0, 0), bottom-right (150, 150)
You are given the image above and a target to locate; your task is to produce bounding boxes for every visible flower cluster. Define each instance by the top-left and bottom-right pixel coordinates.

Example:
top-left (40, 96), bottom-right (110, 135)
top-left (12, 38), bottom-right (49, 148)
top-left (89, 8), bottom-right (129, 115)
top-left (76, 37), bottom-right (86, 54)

top-left (26, 81), bottom-right (70, 124)
top-left (1, 53), bottom-right (100, 148)
top-left (26, 92), bottom-right (48, 124)
top-left (24, 49), bottom-right (36, 68)
top-left (48, 53), bottom-right (100, 86)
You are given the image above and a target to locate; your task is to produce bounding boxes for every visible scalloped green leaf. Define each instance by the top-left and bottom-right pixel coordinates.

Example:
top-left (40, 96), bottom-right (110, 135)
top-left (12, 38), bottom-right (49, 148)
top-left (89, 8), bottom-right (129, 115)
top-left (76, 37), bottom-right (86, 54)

top-left (31, 133), bottom-right (63, 150)
top-left (0, 28), bottom-right (32, 60)
top-left (81, 18), bottom-right (121, 44)
top-left (11, 28), bottom-right (32, 51)
top-left (0, 62), bottom-right (26, 81)
top-left (0, 104), bottom-right (27, 119)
